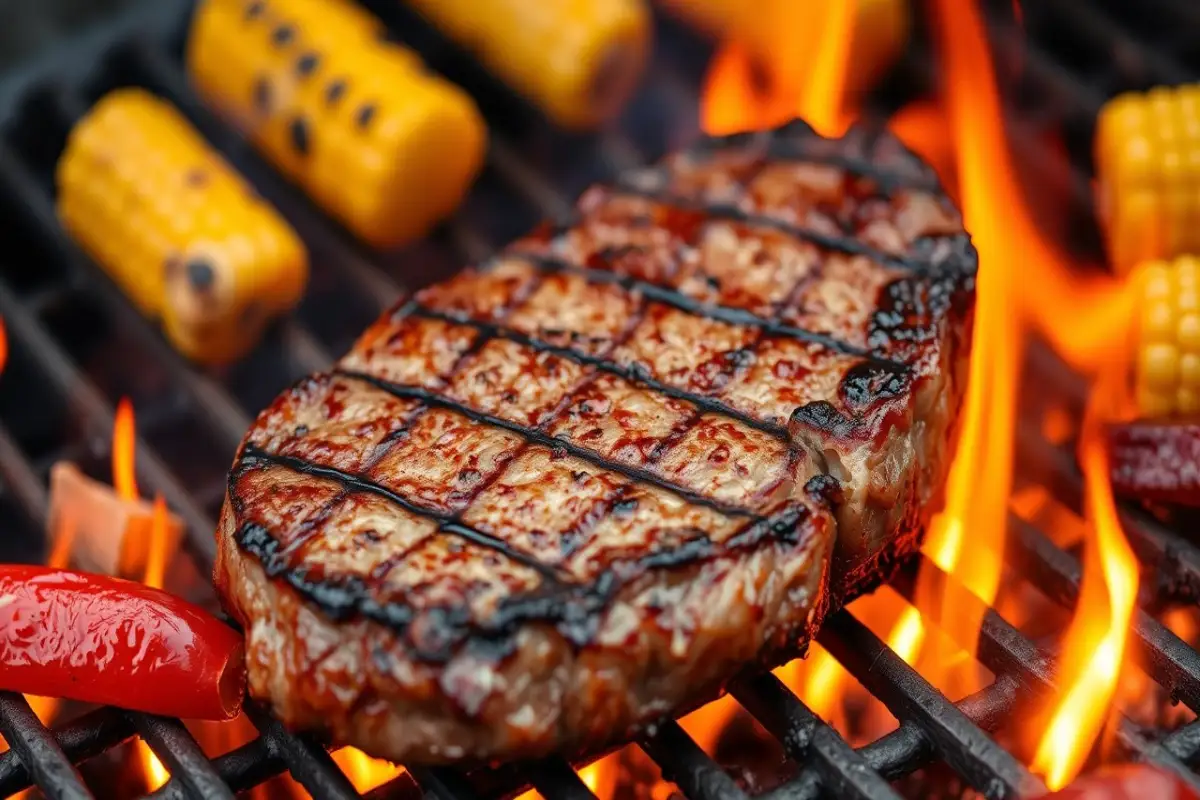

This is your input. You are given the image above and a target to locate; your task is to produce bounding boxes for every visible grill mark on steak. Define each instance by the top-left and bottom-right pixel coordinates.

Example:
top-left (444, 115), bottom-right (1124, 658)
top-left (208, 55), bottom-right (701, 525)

top-left (237, 445), bottom-right (569, 578)
top-left (609, 184), bottom-right (947, 274)
top-left (234, 496), bottom-right (812, 662)
top-left (501, 251), bottom-right (903, 366)
top-left (406, 305), bottom-right (792, 440)
top-left (322, 372), bottom-right (765, 518)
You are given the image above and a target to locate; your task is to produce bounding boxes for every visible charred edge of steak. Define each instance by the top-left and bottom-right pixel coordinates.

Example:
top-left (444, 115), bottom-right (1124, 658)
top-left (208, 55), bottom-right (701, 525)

top-left (227, 458), bottom-right (814, 663)
top-left (694, 117), bottom-right (946, 200)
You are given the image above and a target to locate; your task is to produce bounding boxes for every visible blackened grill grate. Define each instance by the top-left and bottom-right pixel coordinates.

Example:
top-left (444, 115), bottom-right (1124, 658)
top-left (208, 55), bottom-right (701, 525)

top-left (0, 1), bottom-right (1198, 798)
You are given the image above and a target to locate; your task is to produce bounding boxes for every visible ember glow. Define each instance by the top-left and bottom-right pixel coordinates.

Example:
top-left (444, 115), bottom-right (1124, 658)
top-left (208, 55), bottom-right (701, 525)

top-left (331, 747), bottom-right (405, 793)
top-left (699, 0), bottom-right (855, 136)
top-left (578, 752), bottom-right (621, 798)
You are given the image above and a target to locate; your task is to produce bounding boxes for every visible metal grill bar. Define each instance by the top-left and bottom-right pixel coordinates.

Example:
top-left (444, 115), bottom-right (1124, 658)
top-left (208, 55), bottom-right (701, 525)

top-left (528, 759), bottom-right (599, 800)
top-left (0, 694), bottom-right (90, 800)
top-left (730, 672), bottom-right (902, 800)
top-left (638, 721), bottom-right (748, 800)
top-left (0, 709), bottom-right (133, 797)
top-left (131, 716), bottom-right (233, 800)
top-left (147, 739), bottom-right (278, 800)
top-left (817, 612), bottom-right (1044, 799)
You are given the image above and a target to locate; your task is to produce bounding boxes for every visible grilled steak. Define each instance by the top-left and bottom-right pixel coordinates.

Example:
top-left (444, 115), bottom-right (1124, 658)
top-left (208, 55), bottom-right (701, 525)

top-left (215, 119), bottom-right (976, 764)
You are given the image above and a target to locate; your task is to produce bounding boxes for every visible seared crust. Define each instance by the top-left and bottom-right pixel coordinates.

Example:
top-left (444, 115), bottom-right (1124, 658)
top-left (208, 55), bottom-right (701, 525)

top-left (215, 119), bottom-right (976, 764)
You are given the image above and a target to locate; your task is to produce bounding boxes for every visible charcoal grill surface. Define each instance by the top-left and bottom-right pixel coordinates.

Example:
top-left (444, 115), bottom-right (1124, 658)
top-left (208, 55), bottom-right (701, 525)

top-left (0, 1), bottom-right (1199, 799)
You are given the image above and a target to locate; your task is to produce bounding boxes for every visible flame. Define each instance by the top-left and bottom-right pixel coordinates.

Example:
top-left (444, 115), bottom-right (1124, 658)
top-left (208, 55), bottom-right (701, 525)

top-left (1032, 365), bottom-right (1138, 789)
top-left (578, 752), bottom-right (620, 799)
top-left (332, 747), bottom-right (405, 793)
top-left (787, 645), bottom-right (848, 730)
top-left (0, 317), bottom-right (7, 376)
top-left (920, 0), bottom-right (1139, 787)
top-left (699, 1), bottom-right (856, 136)
top-left (887, 102), bottom-right (955, 192)
top-left (112, 397), bottom-right (138, 503)
top-left (887, 0), bottom-right (1024, 681)
top-left (680, 694), bottom-right (741, 753)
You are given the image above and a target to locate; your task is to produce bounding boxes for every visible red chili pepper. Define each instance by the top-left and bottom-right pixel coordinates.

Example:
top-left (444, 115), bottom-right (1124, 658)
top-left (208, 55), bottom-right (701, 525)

top-left (0, 565), bottom-right (244, 720)
top-left (1043, 764), bottom-right (1200, 800)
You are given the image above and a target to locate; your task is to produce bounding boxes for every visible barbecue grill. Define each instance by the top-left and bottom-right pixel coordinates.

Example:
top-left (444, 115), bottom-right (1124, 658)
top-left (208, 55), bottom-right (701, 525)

top-left (1, 0), bottom-right (1199, 798)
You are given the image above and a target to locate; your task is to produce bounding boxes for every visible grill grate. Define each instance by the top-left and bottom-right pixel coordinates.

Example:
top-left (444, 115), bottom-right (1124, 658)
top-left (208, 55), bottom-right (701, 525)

top-left (0, 1), bottom-right (1198, 798)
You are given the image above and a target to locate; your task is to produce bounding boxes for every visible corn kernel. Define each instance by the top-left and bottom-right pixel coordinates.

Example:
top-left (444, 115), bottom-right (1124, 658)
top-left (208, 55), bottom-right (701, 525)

top-left (1097, 84), bottom-right (1200, 274)
top-left (187, 0), bottom-right (487, 249)
top-left (1181, 314), bottom-right (1200, 349)
top-left (1132, 255), bottom-right (1200, 418)
top-left (1142, 344), bottom-right (1180, 390)
top-left (1180, 388), bottom-right (1200, 415)
top-left (56, 88), bottom-right (308, 365)
top-left (1182, 353), bottom-right (1200, 384)
top-left (1146, 302), bottom-right (1175, 339)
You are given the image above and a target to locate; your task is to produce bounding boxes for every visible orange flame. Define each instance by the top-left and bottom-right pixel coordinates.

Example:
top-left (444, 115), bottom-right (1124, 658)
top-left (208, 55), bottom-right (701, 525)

top-left (578, 752), bottom-right (621, 798)
top-left (1032, 365), bottom-right (1138, 789)
top-left (680, 694), bottom-right (740, 753)
top-left (924, 0), bottom-right (1139, 787)
top-left (112, 397), bottom-right (138, 503)
top-left (889, 0), bottom-right (1024, 683)
top-left (699, 1), bottom-right (856, 136)
top-left (332, 747), bottom-right (406, 793)
top-left (887, 101), bottom-right (955, 193)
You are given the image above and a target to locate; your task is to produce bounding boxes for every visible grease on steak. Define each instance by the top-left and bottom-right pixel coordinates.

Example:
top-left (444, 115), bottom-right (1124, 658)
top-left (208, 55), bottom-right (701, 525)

top-left (215, 119), bottom-right (975, 764)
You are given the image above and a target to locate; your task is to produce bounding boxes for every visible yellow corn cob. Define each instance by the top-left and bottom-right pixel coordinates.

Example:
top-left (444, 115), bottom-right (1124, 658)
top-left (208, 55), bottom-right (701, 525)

top-left (1096, 84), bottom-right (1200, 275)
top-left (402, 0), bottom-right (651, 129)
top-left (56, 88), bottom-right (308, 365)
top-left (187, 0), bottom-right (486, 249)
top-left (1131, 256), bottom-right (1200, 417)
top-left (660, 0), bottom-right (909, 105)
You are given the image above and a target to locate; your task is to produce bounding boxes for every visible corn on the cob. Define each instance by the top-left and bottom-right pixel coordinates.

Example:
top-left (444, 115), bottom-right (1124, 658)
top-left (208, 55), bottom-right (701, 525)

top-left (186, 0), bottom-right (486, 249)
top-left (661, 0), bottom-right (909, 105)
top-left (1096, 84), bottom-right (1200, 274)
top-left (1131, 256), bottom-right (1200, 418)
top-left (56, 88), bottom-right (307, 365)
top-left (402, 0), bottom-right (650, 129)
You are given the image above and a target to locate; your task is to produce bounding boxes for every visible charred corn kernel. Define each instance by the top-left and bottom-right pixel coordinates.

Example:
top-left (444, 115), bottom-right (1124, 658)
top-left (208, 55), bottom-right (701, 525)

top-left (403, 0), bottom-right (650, 129)
top-left (661, 0), bottom-right (909, 103)
top-left (1096, 84), bottom-right (1200, 274)
top-left (56, 88), bottom-right (307, 365)
top-left (187, 0), bottom-right (486, 249)
top-left (1131, 256), bottom-right (1200, 417)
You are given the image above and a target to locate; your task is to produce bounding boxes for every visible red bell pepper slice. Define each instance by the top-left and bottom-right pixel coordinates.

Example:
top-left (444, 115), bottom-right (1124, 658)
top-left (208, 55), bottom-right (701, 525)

top-left (0, 565), bottom-right (244, 720)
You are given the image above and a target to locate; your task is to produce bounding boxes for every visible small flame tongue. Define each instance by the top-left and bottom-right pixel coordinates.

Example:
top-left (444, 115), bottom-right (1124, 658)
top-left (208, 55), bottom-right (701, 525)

top-left (698, 1), bottom-right (856, 136)
top-left (112, 397), bottom-right (139, 503)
